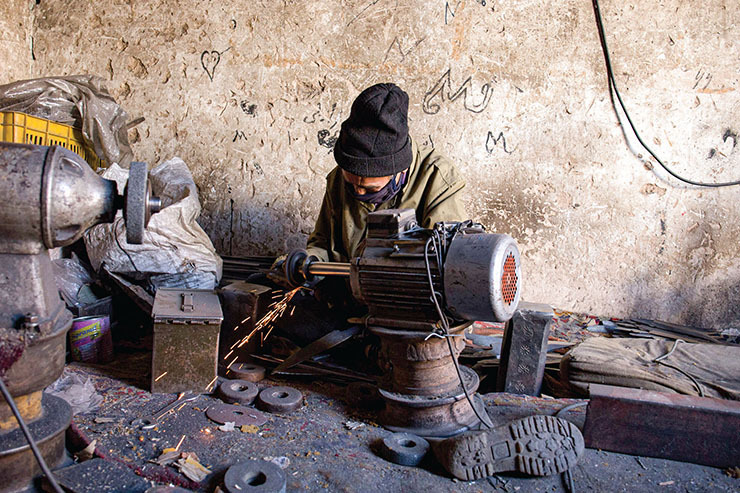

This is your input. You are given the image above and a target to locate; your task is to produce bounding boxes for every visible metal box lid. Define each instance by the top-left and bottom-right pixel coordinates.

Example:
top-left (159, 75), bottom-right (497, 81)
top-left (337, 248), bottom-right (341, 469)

top-left (152, 288), bottom-right (223, 324)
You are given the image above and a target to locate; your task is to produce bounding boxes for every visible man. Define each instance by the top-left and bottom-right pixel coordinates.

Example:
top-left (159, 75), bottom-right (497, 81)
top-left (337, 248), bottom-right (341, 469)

top-left (305, 82), bottom-right (467, 264)
top-left (270, 82), bottom-right (468, 344)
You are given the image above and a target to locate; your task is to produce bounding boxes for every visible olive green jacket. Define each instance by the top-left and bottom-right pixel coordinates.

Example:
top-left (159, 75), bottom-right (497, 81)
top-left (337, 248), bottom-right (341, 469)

top-left (306, 138), bottom-right (467, 263)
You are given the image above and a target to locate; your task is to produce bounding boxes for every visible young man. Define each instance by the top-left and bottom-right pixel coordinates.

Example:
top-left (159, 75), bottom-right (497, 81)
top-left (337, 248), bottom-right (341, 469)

top-left (305, 82), bottom-right (467, 263)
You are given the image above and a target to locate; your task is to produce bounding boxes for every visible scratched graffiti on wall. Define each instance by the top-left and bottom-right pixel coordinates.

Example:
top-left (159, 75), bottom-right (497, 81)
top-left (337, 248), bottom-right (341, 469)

top-left (423, 68), bottom-right (494, 115)
top-left (304, 102), bottom-right (341, 152)
top-left (485, 131), bottom-right (515, 154)
top-left (201, 47), bottom-right (230, 81)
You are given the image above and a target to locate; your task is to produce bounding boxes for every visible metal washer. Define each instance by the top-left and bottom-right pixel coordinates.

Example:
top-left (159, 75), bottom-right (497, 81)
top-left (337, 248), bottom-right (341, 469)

top-left (228, 362), bottom-right (266, 382)
top-left (256, 386), bottom-right (303, 414)
top-left (380, 432), bottom-right (430, 466)
top-left (224, 460), bottom-right (286, 493)
top-left (218, 379), bottom-right (259, 405)
top-left (206, 403), bottom-right (268, 427)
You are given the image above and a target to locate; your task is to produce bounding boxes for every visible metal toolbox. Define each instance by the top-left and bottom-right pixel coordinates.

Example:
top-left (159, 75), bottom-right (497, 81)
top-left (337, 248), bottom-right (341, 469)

top-left (151, 288), bottom-right (223, 393)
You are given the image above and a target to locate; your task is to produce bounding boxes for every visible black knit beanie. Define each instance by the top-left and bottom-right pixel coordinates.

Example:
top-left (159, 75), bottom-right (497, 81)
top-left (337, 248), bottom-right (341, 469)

top-left (333, 83), bottom-right (412, 177)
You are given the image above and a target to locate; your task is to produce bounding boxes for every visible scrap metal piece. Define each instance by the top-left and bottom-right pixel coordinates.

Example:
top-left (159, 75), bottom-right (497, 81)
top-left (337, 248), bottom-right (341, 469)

top-left (206, 403), bottom-right (268, 427)
top-left (256, 386), bottom-right (303, 414)
top-left (224, 460), bottom-right (287, 493)
top-left (272, 325), bottom-right (362, 374)
top-left (218, 379), bottom-right (259, 406)
top-left (380, 432), bottom-right (430, 466)
top-left (228, 363), bottom-right (266, 382)
top-left (131, 391), bottom-right (199, 430)
top-left (496, 302), bottom-right (553, 396)
top-left (583, 383), bottom-right (740, 468)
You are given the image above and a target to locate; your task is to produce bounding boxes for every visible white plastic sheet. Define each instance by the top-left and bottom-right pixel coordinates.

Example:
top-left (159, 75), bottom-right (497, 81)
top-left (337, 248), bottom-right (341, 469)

top-left (84, 157), bottom-right (222, 290)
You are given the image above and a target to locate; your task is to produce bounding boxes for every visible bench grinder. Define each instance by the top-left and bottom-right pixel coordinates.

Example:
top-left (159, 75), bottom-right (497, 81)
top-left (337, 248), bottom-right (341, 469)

top-left (283, 209), bottom-right (522, 437)
top-left (0, 142), bottom-right (160, 491)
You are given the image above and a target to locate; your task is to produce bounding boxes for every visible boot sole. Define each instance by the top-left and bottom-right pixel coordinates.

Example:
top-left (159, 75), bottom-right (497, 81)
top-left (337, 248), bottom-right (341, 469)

top-left (439, 415), bottom-right (584, 481)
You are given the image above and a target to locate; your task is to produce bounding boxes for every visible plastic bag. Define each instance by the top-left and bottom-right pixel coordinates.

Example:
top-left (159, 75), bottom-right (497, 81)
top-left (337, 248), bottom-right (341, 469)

top-left (52, 254), bottom-right (95, 305)
top-left (46, 369), bottom-right (103, 415)
top-left (83, 157), bottom-right (222, 290)
top-left (0, 75), bottom-right (133, 167)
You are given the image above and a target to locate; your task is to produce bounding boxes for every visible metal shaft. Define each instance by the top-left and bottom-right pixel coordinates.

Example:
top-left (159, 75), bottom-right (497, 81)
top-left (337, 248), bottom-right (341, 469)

top-left (307, 261), bottom-right (351, 277)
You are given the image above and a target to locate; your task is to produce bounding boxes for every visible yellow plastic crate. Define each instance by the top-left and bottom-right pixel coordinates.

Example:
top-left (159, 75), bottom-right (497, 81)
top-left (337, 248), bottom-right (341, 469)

top-left (0, 111), bottom-right (105, 170)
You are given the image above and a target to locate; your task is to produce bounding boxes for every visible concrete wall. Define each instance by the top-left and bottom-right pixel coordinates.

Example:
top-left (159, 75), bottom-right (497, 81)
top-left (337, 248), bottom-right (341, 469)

top-left (0, 0), bottom-right (33, 84)
top-left (27, 1), bottom-right (740, 328)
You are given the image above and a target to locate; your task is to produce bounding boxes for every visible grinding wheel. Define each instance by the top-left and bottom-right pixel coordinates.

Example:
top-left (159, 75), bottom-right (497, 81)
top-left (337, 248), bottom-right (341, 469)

top-left (228, 363), bottom-right (266, 382)
top-left (206, 403), bottom-right (268, 427)
top-left (256, 386), bottom-right (303, 414)
top-left (380, 432), bottom-right (430, 466)
top-left (124, 161), bottom-right (161, 244)
top-left (224, 460), bottom-right (286, 493)
top-left (218, 379), bottom-right (259, 405)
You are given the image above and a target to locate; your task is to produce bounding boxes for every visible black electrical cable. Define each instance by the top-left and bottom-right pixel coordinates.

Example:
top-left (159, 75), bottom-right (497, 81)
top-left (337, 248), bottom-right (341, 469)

top-left (0, 378), bottom-right (64, 493)
top-left (424, 235), bottom-right (493, 430)
top-left (592, 0), bottom-right (740, 187)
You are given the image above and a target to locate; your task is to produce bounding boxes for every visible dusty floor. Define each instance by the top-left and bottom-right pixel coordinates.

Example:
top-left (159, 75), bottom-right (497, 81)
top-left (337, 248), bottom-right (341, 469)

top-left (60, 348), bottom-right (738, 493)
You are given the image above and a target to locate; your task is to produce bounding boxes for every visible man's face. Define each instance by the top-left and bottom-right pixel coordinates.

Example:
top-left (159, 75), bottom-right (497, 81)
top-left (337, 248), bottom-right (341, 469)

top-left (341, 170), bottom-right (394, 196)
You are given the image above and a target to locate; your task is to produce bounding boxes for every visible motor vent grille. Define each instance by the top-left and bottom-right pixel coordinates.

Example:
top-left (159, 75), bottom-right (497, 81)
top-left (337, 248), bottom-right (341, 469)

top-left (501, 252), bottom-right (518, 305)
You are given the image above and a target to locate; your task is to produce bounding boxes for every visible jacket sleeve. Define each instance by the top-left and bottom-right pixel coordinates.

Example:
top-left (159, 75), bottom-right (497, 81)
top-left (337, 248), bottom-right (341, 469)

top-left (305, 187), bottom-right (332, 263)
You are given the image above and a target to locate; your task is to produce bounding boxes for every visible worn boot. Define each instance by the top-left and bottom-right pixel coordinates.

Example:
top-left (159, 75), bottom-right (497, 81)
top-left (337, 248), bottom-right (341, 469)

top-left (434, 415), bottom-right (584, 481)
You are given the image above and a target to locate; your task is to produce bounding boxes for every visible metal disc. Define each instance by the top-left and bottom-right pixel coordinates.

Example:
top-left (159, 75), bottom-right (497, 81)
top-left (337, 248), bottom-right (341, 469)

top-left (256, 386), bottom-right (303, 414)
top-left (124, 161), bottom-right (148, 244)
top-left (218, 379), bottom-right (259, 405)
top-left (206, 403), bottom-right (268, 426)
top-left (224, 460), bottom-right (286, 493)
top-left (228, 363), bottom-right (266, 382)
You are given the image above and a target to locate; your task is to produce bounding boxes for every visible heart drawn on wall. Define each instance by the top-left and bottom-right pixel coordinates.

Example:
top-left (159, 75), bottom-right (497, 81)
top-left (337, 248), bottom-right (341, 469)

top-left (201, 50), bottom-right (221, 81)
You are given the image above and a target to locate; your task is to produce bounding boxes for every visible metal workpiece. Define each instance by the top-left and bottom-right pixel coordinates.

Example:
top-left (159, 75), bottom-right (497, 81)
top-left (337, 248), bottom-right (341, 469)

top-left (444, 233), bottom-right (521, 323)
top-left (496, 302), bottom-right (554, 396)
top-left (224, 460), bottom-right (287, 493)
top-left (380, 432), bottom-right (430, 466)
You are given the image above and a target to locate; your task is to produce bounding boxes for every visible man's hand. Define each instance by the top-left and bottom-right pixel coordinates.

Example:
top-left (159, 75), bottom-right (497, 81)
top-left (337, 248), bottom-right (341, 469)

top-left (268, 249), bottom-right (318, 289)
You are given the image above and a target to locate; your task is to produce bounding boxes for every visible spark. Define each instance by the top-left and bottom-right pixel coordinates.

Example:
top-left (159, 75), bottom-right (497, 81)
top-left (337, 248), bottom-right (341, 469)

top-left (223, 350), bottom-right (234, 360)
top-left (175, 435), bottom-right (185, 451)
top-left (205, 376), bottom-right (218, 392)
top-left (154, 372), bottom-right (168, 382)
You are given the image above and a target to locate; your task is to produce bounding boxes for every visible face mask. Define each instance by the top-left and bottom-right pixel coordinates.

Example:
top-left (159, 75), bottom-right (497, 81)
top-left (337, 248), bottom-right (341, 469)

top-left (348, 171), bottom-right (407, 205)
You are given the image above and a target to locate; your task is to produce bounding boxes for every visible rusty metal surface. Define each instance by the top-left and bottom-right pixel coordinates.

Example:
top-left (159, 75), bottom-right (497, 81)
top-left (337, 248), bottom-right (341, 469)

top-left (206, 403), bottom-right (268, 427)
top-left (496, 302), bottom-right (553, 396)
top-left (372, 326), bottom-right (467, 396)
top-left (583, 383), bottom-right (740, 468)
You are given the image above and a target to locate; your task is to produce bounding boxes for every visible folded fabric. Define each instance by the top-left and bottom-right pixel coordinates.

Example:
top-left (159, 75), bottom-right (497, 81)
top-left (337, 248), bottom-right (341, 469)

top-left (560, 337), bottom-right (740, 400)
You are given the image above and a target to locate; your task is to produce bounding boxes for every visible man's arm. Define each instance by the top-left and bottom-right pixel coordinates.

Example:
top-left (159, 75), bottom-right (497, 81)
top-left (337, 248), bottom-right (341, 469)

top-left (421, 178), bottom-right (467, 227)
top-left (305, 188), bottom-right (332, 263)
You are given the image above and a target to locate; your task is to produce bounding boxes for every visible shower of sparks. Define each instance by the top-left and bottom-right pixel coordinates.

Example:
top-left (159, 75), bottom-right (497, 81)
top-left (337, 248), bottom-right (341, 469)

top-left (224, 288), bottom-right (301, 363)
top-left (154, 372), bottom-right (168, 382)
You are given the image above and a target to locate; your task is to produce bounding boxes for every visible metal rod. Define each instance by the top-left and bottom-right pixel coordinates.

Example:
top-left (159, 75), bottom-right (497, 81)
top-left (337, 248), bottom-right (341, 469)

top-left (307, 261), bottom-right (351, 277)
